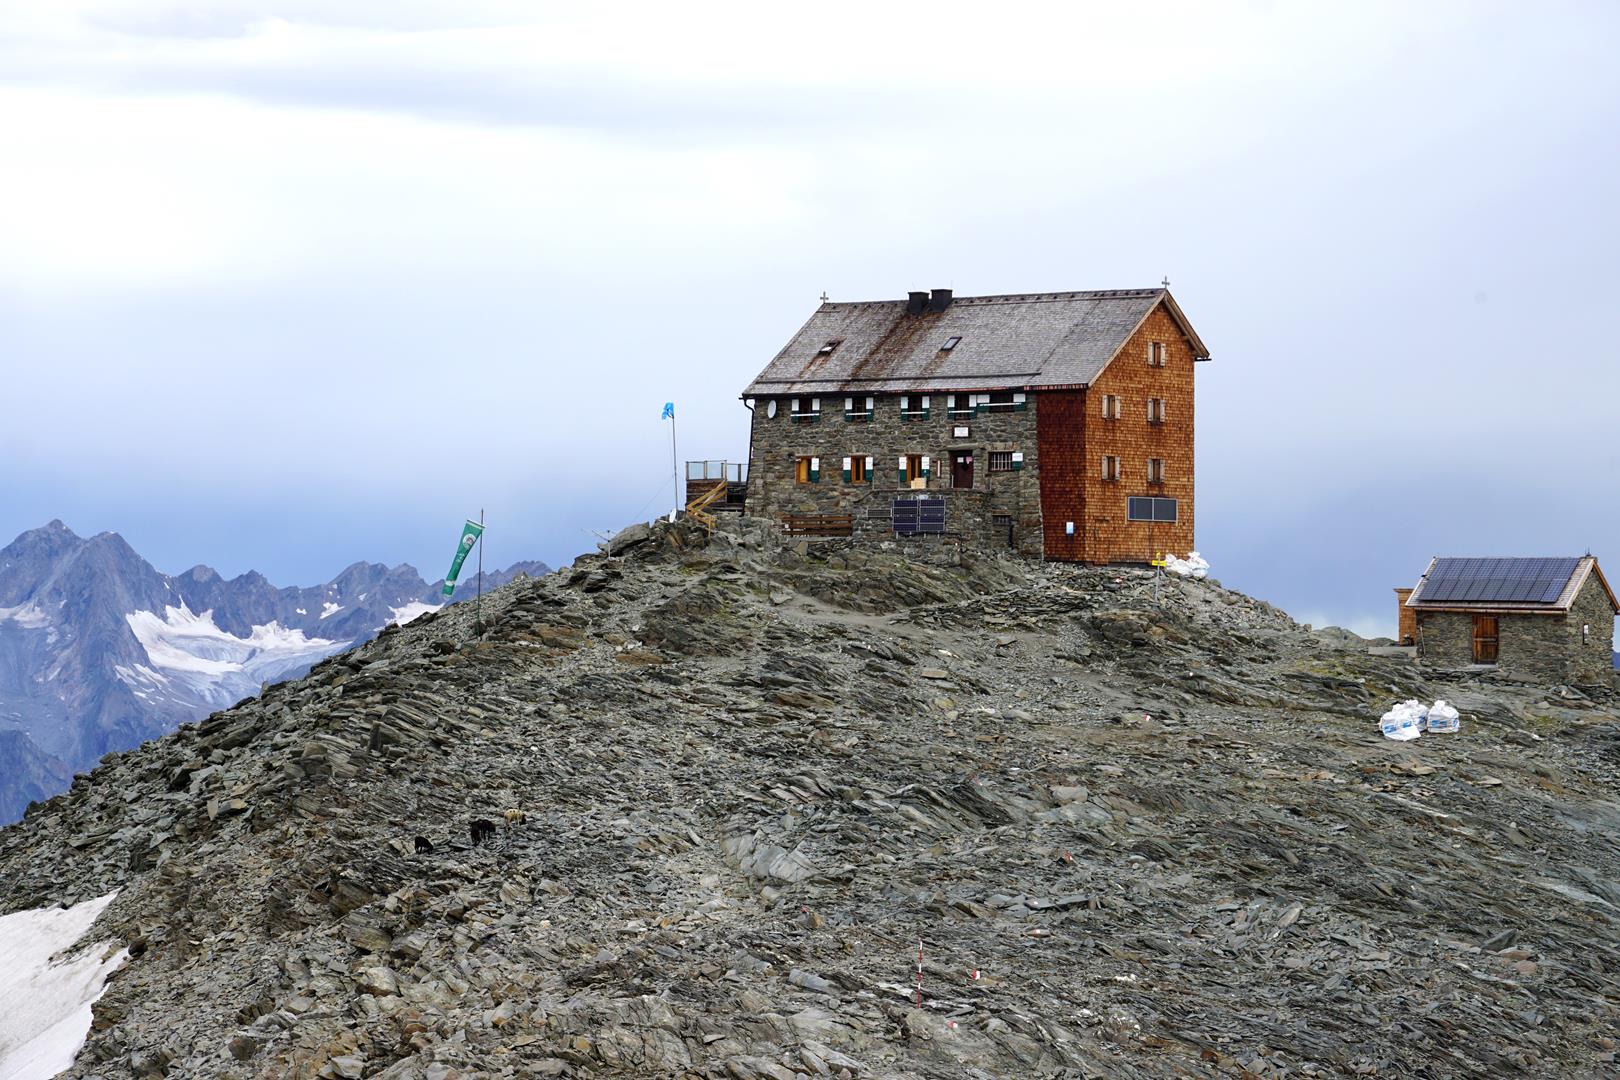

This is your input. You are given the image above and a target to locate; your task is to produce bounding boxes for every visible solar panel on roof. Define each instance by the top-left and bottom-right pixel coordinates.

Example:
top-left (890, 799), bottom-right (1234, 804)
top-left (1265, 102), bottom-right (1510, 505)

top-left (1414, 557), bottom-right (1580, 605)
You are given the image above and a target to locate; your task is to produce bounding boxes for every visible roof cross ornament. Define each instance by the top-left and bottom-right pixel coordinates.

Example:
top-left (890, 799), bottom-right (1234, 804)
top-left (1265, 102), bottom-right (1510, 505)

top-left (819, 290), bottom-right (829, 303)
top-left (1161, 276), bottom-right (1170, 289)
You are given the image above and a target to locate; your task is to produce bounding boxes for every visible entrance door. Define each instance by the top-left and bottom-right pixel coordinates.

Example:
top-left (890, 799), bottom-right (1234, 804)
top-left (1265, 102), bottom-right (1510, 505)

top-left (951, 450), bottom-right (974, 490)
top-left (1472, 615), bottom-right (1499, 664)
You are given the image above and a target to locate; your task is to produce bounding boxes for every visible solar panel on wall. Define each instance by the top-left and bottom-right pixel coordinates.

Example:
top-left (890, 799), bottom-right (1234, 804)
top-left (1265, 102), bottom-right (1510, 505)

top-left (891, 500), bottom-right (918, 535)
top-left (892, 498), bottom-right (945, 535)
top-left (1415, 557), bottom-right (1580, 604)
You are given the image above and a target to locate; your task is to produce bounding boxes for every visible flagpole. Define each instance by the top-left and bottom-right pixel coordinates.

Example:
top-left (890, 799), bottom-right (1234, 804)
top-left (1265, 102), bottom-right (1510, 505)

top-left (669, 410), bottom-right (679, 521)
top-left (476, 508), bottom-right (484, 637)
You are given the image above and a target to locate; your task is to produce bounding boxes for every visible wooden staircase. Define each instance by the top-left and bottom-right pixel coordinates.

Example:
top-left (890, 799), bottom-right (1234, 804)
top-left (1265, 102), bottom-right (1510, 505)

top-left (685, 480), bottom-right (728, 530)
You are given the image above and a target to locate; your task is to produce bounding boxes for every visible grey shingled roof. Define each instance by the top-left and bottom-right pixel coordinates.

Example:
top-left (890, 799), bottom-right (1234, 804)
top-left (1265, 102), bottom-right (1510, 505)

top-left (741, 288), bottom-right (1209, 397)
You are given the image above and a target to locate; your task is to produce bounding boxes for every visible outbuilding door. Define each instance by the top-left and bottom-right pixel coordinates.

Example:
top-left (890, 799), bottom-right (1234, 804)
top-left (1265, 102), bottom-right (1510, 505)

top-left (951, 451), bottom-right (974, 489)
top-left (1472, 615), bottom-right (1499, 664)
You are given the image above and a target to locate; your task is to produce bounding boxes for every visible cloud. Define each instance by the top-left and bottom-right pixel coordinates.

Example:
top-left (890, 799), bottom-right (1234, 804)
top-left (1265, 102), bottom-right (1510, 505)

top-left (0, 0), bottom-right (1616, 602)
top-left (0, 2), bottom-right (1417, 137)
top-left (1294, 612), bottom-right (1397, 642)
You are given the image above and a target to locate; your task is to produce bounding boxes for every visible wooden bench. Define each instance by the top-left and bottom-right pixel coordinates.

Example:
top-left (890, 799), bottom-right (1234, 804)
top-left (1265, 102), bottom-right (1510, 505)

top-left (782, 514), bottom-right (853, 537)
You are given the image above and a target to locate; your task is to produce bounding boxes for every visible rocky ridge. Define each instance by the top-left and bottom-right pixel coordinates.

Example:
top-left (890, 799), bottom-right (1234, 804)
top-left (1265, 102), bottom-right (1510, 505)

top-left (2, 516), bottom-right (1619, 1078)
top-left (0, 519), bottom-right (548, 823)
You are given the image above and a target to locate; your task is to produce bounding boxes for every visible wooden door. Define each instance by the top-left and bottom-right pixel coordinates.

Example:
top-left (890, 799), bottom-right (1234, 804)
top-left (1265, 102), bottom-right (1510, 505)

top-left (951, 450), bottom-right (973, 489)
top-left (1472, 615), bottom-right (1499, 664)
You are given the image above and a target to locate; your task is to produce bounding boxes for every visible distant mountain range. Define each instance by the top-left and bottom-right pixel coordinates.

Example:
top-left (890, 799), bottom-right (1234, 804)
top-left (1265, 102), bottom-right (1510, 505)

top-left (0, 521), bottom-right (548, 823)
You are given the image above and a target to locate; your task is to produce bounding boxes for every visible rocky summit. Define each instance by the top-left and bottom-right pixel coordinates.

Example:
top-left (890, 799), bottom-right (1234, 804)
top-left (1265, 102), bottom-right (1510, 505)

top-left (3, 518), bottom-right (1619, 1079)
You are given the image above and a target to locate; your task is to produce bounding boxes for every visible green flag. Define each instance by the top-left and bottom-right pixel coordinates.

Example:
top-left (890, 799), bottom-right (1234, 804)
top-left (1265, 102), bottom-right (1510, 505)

top-left (442, 519), bottom-right (484, 597)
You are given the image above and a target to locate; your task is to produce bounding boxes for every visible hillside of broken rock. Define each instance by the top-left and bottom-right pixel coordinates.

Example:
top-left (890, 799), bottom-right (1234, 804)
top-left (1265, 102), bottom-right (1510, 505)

top-left (3, 517), bottom-right (1619, 1079)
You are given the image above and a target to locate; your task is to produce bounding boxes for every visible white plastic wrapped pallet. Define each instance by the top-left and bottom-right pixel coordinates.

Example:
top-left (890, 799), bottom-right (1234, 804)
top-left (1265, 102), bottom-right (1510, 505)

top-left (1164, 552), bottom-right (1211, 580)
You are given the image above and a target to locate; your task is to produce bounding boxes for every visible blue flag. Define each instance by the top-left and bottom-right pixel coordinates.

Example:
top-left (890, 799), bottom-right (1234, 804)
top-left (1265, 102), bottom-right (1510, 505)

top-left (662, 402), bottom-right (675, 419)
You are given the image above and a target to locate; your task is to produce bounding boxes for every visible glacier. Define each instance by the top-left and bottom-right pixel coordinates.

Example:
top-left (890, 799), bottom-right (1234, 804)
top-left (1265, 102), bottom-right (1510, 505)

top-left (123, 603), bottom-right (345, 707)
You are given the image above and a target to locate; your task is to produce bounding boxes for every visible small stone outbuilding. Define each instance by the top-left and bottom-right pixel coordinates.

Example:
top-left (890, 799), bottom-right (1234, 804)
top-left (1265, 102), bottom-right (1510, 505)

top-left (1403, 556), bottom-right (1618, 685)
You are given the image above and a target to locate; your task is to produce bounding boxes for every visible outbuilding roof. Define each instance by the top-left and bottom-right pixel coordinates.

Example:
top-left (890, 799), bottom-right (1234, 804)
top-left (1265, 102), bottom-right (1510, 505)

top-left (1405, 556), bottom-right (1619, 614)
top-left (741, 288), bottom-right (1209, 397)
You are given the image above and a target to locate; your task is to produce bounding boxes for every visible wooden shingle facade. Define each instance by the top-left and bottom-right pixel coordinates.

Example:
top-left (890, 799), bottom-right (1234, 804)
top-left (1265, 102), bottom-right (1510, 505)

top-left (740, 287), bottom-right (1210, 563)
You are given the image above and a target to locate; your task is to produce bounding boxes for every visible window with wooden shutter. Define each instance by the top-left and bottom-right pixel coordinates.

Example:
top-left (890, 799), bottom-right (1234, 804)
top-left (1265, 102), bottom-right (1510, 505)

top-left (1147, 457), bottom-right (1165, 483)
top-left (1147, 397), bottom-right (1166, 424)
top-left (1148, 341), bottom-right (1167, 367)
top-left (1101, 455), bottom-right (1120, 482)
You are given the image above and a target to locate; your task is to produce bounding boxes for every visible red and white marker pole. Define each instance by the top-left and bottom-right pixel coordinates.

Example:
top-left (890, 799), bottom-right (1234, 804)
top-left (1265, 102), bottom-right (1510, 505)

top-left (915, 938), bottom-right (924, 1007)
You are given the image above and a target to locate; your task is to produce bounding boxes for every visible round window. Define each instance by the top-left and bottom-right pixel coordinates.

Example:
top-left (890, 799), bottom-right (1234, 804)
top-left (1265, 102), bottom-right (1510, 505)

top-left (766, 400), bottom-right (777, 418)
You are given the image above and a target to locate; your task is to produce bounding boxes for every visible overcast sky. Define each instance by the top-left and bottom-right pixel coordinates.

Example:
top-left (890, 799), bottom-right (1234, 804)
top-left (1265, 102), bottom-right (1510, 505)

top-left (1, 1), bottom-right (1616, 636)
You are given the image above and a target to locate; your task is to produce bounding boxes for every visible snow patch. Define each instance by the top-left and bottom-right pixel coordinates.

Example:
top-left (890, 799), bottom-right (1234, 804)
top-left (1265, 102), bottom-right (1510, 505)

top-left (0, 602), bottom-right (49, 628)
top-left (0, 892), bottom-right (127, 1080)
top-left (295, 607), bottom-right (307, 615)
top-left (388, 602), bottom-right (441, 627)
top-left (319, 602), bottom-right (342, 620)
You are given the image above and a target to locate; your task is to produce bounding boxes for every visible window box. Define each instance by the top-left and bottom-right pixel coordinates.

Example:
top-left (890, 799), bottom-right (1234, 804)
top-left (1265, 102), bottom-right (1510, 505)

top-left (980, 391), bottom-right (1025, 413)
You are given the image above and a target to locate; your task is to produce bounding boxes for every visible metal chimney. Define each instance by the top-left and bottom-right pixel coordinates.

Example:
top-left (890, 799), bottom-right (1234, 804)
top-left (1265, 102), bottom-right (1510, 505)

top-left (905, 291), bottom-right (928, 315)
top-left (928, 288), bottom-right (953, 312)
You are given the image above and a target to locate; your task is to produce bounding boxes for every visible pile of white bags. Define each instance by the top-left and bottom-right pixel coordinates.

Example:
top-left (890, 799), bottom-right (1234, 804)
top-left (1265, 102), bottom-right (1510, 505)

top-left (1379, 699), bottom-right (1462, 740)
top-left (1164, 551), bottom-right (1210, 579)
